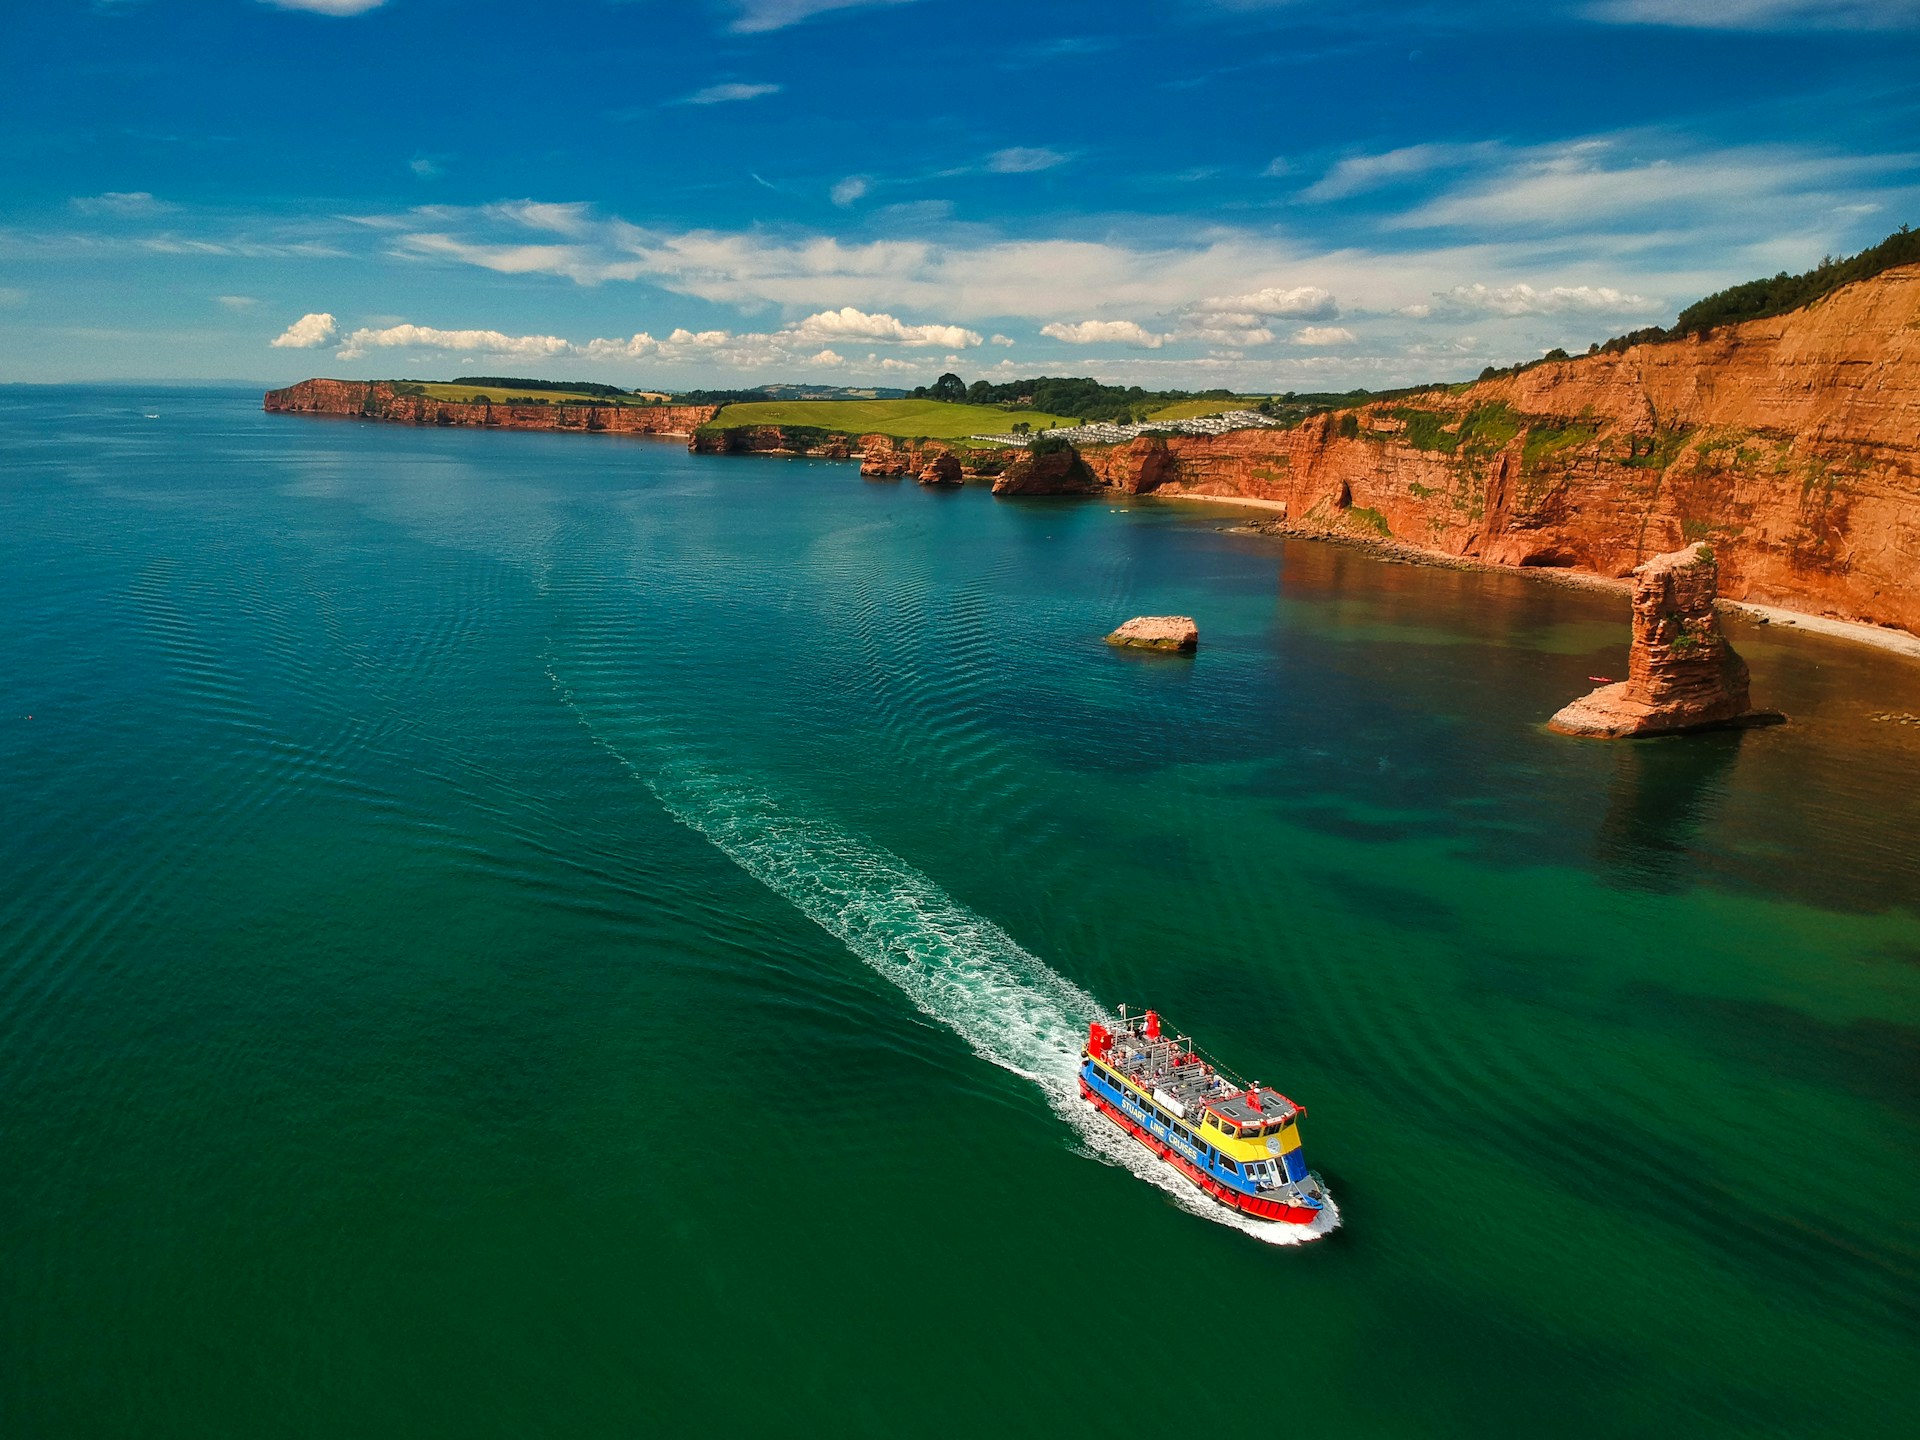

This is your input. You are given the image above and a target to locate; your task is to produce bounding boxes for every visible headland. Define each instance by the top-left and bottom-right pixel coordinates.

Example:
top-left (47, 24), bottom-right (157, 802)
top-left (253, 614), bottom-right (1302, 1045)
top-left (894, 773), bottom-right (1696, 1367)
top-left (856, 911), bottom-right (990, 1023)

top-left (263, 378), bottom-right (719, 438)
top-left (265, 246), bottom-right (1920, 648)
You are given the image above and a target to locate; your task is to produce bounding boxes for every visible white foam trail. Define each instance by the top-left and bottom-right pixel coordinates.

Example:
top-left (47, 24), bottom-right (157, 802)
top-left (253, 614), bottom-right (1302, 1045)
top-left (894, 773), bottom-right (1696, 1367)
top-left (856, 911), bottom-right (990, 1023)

top-left (552, 668), bottom-right (1337, 1245)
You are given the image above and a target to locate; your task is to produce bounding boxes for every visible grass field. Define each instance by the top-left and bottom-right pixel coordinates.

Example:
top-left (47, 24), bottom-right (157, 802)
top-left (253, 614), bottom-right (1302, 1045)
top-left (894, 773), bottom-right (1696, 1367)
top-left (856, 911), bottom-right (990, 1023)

top-left (709, 398), bottom-right (1078, 440)
top-left (1144, 397), bottom-right (1262, 422)
top-left (411, 382), bottom-right (664, 406)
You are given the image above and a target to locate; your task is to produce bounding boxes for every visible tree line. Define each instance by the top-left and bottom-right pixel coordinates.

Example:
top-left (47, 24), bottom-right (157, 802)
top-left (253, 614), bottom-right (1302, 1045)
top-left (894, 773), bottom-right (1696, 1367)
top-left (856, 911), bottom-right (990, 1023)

top-left (1594, 223), bottom-right (1917, 355)
top-left (908, 373), bottom-right (1241, 424)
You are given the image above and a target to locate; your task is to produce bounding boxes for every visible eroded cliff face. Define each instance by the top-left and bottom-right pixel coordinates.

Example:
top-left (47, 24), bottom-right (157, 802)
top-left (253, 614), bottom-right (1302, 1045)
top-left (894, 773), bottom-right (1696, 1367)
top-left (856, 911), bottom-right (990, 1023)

top-left (1074, 264), bottom-right (1920, 634)
top-left (264, 379), bottom-right (719, 437)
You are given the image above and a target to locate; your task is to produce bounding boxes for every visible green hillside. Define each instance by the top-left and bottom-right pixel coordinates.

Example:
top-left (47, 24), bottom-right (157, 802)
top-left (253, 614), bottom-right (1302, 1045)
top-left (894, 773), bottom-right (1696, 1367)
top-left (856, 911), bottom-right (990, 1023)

top-left (1145, 397), bottom-right (1259, 422)
top-left (708, 397), bottom-right (1077, 440)
top-left (402, 382), bottom-right (658, 406)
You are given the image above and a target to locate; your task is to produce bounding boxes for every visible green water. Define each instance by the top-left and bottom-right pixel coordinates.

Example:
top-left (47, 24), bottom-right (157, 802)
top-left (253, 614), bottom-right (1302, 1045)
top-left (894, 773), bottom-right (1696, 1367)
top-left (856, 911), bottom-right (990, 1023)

top-left (2, 389), bottom-right (1916, 1437)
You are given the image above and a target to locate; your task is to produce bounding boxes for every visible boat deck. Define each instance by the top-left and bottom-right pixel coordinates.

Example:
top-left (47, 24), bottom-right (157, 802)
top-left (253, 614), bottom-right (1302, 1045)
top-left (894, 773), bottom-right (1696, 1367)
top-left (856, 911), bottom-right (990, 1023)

top-left (1102, 1028), bottom-right (1298, 1127)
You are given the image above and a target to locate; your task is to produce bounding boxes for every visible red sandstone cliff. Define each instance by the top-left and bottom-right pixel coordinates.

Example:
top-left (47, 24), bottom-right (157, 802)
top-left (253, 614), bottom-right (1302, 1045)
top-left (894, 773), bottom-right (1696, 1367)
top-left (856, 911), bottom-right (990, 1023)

top-left (1069, 264), bottom-right (1920, 635)
top-left (264, 379), bottom-right (718, 438)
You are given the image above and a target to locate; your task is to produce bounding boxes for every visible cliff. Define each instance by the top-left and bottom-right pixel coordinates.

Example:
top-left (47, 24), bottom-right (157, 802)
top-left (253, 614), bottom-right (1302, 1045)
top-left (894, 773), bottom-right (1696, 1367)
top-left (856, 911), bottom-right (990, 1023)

top-left (1549, 544), bottom-right (1775, 737)
top-left (1066, 263), bottom-right (1920, 635)
top-left (264, 379), bottom-right (718, 437)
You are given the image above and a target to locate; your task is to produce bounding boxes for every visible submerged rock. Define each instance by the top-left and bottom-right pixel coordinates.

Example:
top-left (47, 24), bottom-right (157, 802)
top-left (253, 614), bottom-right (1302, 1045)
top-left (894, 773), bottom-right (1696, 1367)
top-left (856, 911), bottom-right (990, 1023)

top-left (1106, 615), bottom-right (1199, 653)
top-left (1550, 544), bottom-right (1780, 737)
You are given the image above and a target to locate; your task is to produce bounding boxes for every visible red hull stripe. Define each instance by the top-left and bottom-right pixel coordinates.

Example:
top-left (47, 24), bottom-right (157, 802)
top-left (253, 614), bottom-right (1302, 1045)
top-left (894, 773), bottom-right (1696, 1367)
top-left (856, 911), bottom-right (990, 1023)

top-left (1079, 1079), bottom-right (1318, 1225)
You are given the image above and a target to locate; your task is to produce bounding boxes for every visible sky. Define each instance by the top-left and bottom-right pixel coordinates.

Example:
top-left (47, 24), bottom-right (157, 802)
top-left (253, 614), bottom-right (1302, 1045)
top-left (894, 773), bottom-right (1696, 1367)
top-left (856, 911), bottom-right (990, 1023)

top-left (2, 0), bottom-right (1917, 391)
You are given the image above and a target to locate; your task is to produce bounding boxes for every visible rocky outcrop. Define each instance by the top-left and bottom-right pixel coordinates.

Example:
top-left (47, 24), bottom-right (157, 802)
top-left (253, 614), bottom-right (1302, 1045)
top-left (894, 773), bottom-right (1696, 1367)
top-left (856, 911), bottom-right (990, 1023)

top-left (857, 436), bottom-right (1008, 483)
top-left (918, 451), bottom-right (963, 486)
top-left (264, 379), bottom-right (717, 436)
top-left (1106, 615), bottom-right (1199, 653)
top-left (690, 425), bottom-right (856, 458)
top-left (1067, 263), bottom-right (1920, 636)
top-left (991, 443), bottom-right (1100, 496)
top-left (859, 434), bottom-right (911, 477)
top-left (1550, 545), bottom-right (1777, 737)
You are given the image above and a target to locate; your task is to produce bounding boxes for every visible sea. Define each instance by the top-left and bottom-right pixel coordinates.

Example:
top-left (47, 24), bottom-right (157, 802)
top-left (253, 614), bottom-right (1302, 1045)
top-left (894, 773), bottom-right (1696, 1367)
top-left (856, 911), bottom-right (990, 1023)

top-left (2, 387), bottom-right (1915, 1437)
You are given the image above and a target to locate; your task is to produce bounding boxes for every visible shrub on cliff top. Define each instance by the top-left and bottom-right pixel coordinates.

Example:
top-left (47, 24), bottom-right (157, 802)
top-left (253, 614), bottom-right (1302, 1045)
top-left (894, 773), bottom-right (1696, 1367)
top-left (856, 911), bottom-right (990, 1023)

top-left (1595, 223), bottom-right (1918, 354)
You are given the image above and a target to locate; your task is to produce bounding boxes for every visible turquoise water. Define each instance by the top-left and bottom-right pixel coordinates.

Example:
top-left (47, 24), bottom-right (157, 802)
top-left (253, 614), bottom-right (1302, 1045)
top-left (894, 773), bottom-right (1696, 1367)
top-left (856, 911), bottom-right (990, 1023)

top-left (2, 388), bottom-right (1916, 1436)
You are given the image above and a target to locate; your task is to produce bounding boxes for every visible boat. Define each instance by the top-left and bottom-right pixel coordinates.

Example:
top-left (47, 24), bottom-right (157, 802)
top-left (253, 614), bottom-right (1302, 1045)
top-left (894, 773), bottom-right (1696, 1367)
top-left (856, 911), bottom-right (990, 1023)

top-left (1079, 1006), bottom-right (1329, 1225)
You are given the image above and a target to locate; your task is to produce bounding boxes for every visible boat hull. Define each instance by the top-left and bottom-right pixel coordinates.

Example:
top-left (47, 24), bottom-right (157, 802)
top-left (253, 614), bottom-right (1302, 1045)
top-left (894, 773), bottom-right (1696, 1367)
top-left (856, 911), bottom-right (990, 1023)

top-left (1079, 1077), bottom-right (1320, 1224)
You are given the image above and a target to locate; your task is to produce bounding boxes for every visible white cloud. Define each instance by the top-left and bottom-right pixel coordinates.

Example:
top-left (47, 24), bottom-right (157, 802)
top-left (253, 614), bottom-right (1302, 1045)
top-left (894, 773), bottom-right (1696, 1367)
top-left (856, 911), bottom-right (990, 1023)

top-left (410, 156), bottom-right (443, 179)
top-left (1179, 321), bottom-right (1275, 347)
top-left (989, 334), bottom-right (1015, 346)
top-left (1291, 326), bottom-right (1356, 346)
top-left (1301, 144), bottom-right (1490, 202)
top-left (0, 288), bottom-right (25, 307)
top-left (1040, 319), bottom-right (1167, 349)
top-left (271, 312), bottom-right (338, 348)
top-left (1392, 136), bottom-right (1912, 233)
top-left (987, 147), bottom-right (1069, 174)
top-left (786, 306), bottom-right (981, 348)
top-left (71, 191), bottom-right (170, 216)
top-left (1192, 284), bottom-right (1337, 319)
top-left (578, 333), bottom-right (662, 360)
top-left (336, 323), bottom-right (570, 361)
top-left (260, 0), bottom-right (389, 13)
top-left (491, 200), bottom-right (596, 235)
top-left (1437, 282), bottom-right (1661, 317)
top-left (683, 82), bottom-right (782, 105)
top-left (338, 126), bottom-right (1910, 387)
top-left (217, 294), bottom-right (259, 310)
top-left (728, 0), bottom-right (919, 33)
top-left (830, 175), bottom-right (871, 206)
top-left (1587, 0), bottom-right (1920, 28)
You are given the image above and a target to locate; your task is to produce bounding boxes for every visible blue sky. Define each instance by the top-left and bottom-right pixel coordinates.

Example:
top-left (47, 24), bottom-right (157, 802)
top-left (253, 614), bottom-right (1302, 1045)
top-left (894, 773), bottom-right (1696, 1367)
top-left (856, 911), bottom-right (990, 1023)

top-left (2, 0), bottom-right (1916, 389)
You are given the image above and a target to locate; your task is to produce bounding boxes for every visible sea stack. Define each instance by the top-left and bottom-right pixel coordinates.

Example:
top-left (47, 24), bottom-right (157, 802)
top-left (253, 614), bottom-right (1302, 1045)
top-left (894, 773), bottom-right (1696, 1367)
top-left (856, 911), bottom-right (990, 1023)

top-left (991, 441), bottom-right (1100, 496)
top-left (917, 450), bottom-right (963, 486)
top-left (1550, 544), bottom-right (1777, 738)
top-left (1106, 616), bottom-right (1199, 653)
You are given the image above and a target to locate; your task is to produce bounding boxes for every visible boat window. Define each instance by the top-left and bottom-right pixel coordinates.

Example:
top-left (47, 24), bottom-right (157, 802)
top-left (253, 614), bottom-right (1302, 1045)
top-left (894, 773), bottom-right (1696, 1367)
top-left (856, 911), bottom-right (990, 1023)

top-left (1218, 1156), bottom-right (1239, 1174)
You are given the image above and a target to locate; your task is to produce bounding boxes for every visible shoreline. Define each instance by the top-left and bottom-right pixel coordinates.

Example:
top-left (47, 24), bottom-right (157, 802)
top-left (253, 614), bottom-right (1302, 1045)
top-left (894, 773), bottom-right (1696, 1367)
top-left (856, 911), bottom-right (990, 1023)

top-left (260, 393), bottom-right (1920, 664)
top-left (1145, 490), bottom-right (1920, 661)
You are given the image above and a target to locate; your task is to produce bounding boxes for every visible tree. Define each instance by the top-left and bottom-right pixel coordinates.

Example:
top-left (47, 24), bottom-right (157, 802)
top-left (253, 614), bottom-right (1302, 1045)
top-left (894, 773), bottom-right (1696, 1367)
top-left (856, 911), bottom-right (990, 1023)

top-left (931, 372), bottom-right (967, 402)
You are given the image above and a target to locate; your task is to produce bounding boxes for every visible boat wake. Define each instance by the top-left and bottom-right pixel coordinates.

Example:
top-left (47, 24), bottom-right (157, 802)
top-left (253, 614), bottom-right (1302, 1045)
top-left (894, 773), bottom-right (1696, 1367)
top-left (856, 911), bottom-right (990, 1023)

top-left (551, 667), bottom-right (1337, 1245)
